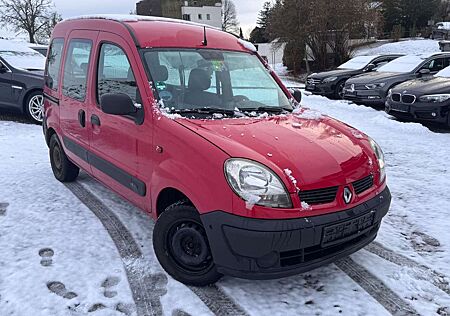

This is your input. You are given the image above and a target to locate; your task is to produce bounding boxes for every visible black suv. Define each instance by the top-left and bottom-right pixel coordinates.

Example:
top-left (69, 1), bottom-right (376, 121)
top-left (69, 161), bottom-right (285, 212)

top-left (0, 39), bottom-right (46, 123)
top-left (306, 54), bottom-right (402, 99)
top-left (344, 53), bottom-right (450, 106)
top-left (386, 66), bottom-right (450, 127)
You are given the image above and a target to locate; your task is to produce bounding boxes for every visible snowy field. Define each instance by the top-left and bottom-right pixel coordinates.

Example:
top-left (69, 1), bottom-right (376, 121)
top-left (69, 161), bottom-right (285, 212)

top-left (1, 39), bottom-right (450, 316)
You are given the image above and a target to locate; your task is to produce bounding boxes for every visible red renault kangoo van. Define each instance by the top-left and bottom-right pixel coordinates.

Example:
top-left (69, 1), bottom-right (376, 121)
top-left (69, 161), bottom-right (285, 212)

top-left (43, 15), bottom-right (391, 286)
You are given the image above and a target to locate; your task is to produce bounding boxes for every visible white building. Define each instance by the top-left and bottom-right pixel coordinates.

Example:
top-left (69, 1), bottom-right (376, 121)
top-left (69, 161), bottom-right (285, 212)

top-left (181, 2), bottom-right (222, 29)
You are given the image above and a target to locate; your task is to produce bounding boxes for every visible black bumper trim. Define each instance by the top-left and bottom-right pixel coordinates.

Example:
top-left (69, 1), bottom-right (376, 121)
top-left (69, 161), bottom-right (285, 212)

top-left (201, 187), bottom-right (391, 280)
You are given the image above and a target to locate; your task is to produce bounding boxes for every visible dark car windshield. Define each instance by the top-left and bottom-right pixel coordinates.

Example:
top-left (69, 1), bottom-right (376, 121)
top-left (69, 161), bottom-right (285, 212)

top-left (142, 49), bottom-right (293, 116)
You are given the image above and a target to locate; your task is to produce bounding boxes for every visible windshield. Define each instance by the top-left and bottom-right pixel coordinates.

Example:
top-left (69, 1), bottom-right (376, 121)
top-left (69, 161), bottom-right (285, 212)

top-left (142, 49), bottom-right (292, 116)
top-left (377, 55), bottom-right (424, 73)
top-left (0, 51), bottom-right (45, 71)
top-left (338, 56), bottom-right (375, 70)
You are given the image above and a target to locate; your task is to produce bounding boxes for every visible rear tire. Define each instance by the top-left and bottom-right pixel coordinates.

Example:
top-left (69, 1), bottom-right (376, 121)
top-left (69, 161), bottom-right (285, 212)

top-left (49, 134), bottom-right (79, 182)
top-left (153, 203), bottom-right (222, 286)
top-left (25, 91), bottom-right (44, 124)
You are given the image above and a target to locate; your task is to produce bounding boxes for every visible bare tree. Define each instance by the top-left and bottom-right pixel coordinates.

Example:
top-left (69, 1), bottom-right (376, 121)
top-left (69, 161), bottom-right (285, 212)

top-left (222, 0), bottom-right (239, 34)
top-left (0, 0), bottom-right (59, 43)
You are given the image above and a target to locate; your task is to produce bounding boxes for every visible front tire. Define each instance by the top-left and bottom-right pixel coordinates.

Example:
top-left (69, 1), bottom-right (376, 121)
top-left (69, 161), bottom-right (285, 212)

top-left (49, 134), bottom-right (79, 182)
top-left (25, 91), bottom-right (44, 124)
top-left (153, 203), bottom-right (222, 286)
top-left (334, 80), bottom-right (346, 99)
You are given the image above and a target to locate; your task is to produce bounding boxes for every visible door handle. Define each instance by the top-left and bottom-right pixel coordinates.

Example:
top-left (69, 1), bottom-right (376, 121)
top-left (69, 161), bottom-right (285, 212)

top-left (78, 109), bottom-right (86, 128)
top-left (91, 114), bottom-right (101, 126)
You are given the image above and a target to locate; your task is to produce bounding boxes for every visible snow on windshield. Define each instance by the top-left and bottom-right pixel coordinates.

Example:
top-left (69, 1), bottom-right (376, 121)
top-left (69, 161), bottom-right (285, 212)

top-left (436, 66), bottom-right (450, 78)
top-left (377, 55), bottom-right (425, 73)
top-left (0, 39), bottom-right (45, 71)
top-left (338, 56), bottom-right (377, 70)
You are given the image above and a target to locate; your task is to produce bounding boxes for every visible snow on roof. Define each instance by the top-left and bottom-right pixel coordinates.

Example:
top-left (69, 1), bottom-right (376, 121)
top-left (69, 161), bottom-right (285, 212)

top-left (64, 14), bottom-right (220, 30)
top-left (238, 39), bottom-right (257, 52)
top-left (0, 39), bottom-right (38, 53)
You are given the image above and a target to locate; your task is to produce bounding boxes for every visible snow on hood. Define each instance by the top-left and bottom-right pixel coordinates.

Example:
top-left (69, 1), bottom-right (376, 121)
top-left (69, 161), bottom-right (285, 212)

top-left (377, 55), bottom-right (426, 73)
top-left (0, 39), bottom-right (45, 71)
top-left (338, 55), bottom-right (378, 70)
top-left (437, 22), bottom-right (450, 30)
top-left (177, 112), bottom-right (373, 189)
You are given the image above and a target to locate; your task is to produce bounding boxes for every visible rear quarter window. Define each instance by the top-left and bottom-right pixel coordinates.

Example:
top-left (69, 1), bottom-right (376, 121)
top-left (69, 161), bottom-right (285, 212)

top-left (45, 39), bottom-right (64, 91)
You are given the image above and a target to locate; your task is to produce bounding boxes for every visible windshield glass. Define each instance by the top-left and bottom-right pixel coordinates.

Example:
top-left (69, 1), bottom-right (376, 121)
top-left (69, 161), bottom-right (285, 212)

top-left (338, 56), bottom-right (375, 70)
top-left (0, 51), bottom-right (45, 71)
top-left (142, 49), bottom-right (292, 116)
top-left (377, 55), bottom-right (424, 73)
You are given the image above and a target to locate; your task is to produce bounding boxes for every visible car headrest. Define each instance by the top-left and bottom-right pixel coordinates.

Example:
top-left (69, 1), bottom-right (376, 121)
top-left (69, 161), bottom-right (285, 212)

top-left (152, 65), bottom-right (169, 82)
top-left (188, 68), bottom-right (211, 91)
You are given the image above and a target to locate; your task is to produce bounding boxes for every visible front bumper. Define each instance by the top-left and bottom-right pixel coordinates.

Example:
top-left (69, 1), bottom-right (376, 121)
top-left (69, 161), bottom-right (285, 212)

top-left (344, 88), bottom-right (386, 105)
top-left (201, 187), bottom-right (391, 280)
top-left (386, 99), bottom-right (450, 123)
top-left (305, 82), bottom-right (336, 96)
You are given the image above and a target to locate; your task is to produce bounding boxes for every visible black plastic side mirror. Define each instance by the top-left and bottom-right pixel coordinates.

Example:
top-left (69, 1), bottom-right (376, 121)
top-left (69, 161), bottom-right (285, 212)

top-left (0, 66), bottom-right (7, 74)
top-left (100, 93), bottom-right (136, 116)
top-left (418, 69), bottom-right (431, 77)
top-left (365, 63), bottom-right (376, 72)
top-left (291, 89), bottom-right (302, 103)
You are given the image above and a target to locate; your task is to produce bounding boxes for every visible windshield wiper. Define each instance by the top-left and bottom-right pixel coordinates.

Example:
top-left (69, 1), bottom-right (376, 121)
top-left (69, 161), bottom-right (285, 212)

top-left (171, 107), bottom-right (236, 116)
top-left (238, 106), bottom-right (292, 113)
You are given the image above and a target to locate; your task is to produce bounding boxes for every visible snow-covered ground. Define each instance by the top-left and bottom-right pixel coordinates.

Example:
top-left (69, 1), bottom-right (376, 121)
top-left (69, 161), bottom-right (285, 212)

top-left (356, 39), bottom-right (440, 56)
top-left (1, 40), bottom-right (450, 315)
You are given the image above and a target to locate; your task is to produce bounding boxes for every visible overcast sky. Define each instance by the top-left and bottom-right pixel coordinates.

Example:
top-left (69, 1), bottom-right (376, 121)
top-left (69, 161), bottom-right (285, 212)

top-left (1, 0), bottom-right (265, 39)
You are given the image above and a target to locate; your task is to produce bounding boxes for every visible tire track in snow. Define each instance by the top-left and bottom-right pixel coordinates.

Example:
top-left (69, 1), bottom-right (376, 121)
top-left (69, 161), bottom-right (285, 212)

top-left (188, 284), bottom-right (249, 316)
top-left (65, 182), bottom-right (164, 316)
top-left (336, 257), bottom-right (419, 316)
top-left (366, 242), bottom-right (450, 296)
top-left (66, 181), bottom-right (248, 316)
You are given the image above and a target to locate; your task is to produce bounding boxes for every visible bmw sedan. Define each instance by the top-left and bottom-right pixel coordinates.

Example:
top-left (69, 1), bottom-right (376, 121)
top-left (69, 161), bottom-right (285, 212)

top-left (344, 53), bottom-right (450, 106)
top-left (385, 66), bottom-right (450, 127)
top-left (305, 55), bottom-right (402, 99)
top-left (0, 39), bottom-right (45, 124)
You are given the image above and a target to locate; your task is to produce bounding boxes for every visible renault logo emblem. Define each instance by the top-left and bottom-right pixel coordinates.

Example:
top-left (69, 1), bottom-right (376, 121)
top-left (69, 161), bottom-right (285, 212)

top-left (343, 187), bottom-right (353, 204)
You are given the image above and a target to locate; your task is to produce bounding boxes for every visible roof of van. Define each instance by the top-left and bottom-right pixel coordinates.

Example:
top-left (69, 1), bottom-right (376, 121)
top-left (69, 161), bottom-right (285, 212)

top-left (59, 14), bottom-right (255, 52)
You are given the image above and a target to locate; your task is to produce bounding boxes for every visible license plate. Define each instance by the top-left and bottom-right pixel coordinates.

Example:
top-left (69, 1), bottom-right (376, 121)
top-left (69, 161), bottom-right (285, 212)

top-left (322, 211), bottom-right (375, 246)
top-left (306, 84), bottom-right (315, 90)
top-left (391, 103), bottom-right (410, 113)
top-left (344, 90), bottom-right (357, 96)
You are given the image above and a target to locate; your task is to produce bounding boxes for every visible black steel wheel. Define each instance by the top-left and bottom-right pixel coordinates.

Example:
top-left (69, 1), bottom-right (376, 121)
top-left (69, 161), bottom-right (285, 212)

top-left (153, 203), bottom-right (222, 286)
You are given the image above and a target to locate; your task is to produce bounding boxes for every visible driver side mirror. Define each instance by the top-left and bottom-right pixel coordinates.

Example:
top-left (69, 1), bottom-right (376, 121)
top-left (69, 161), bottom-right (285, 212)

top-left (291, 89), bottom-right (302, 103)
top-left (418, 69), bottom-right (431, 77)
top-left (0, 64), bottom-right (7, 74)
top-left (100, 93), bottom-right (136, 116)
top-left (365, 63), bottom-right (376, 72)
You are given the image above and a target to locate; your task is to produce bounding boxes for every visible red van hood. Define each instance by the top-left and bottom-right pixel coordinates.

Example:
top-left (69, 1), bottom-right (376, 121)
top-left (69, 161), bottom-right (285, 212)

top-left (177, 110), bottom-right (374, 191)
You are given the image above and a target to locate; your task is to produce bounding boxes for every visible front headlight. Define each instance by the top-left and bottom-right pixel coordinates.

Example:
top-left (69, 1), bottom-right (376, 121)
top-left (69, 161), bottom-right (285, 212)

top-left (224, 159), bottom-right (292, 209)
top-left (419, 94), bottom-right (450, 103)
top-left (365, 83), bottom-right (386, 89)
top-left (369, 138), bottom-right (386, 183)
top-left (323, 76), bottom-right (338, 83)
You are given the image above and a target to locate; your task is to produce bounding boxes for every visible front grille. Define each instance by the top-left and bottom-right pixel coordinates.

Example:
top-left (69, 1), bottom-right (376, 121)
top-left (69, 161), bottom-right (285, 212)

top-left (307, 78), bottom-right (322, 84)
top-left (298, 186), bottom-right (338, 205)
top-left (401, 94), bottom-right (416, 104)
top-left (392, 93), bottom-right (401, 102)
top-left (352, 175), bottom-right (374, 195)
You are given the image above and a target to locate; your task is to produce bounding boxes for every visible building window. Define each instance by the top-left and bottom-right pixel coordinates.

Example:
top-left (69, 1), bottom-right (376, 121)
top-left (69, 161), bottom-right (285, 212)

top-left (182, 14), bottom-right (191, 21)
top-left (206, 14), bottom-right (211, 20)
top-left (198, 14), bottom-right (202, 20)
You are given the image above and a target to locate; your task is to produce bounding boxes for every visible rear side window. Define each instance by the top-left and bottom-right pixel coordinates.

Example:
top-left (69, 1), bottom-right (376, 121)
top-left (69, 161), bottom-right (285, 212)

top-left (97, 43), bottom-right (140, 104)
top-left (45, 39), bottom-right (64, 91)
top-left (62, 39), bottom-right (93, 101)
